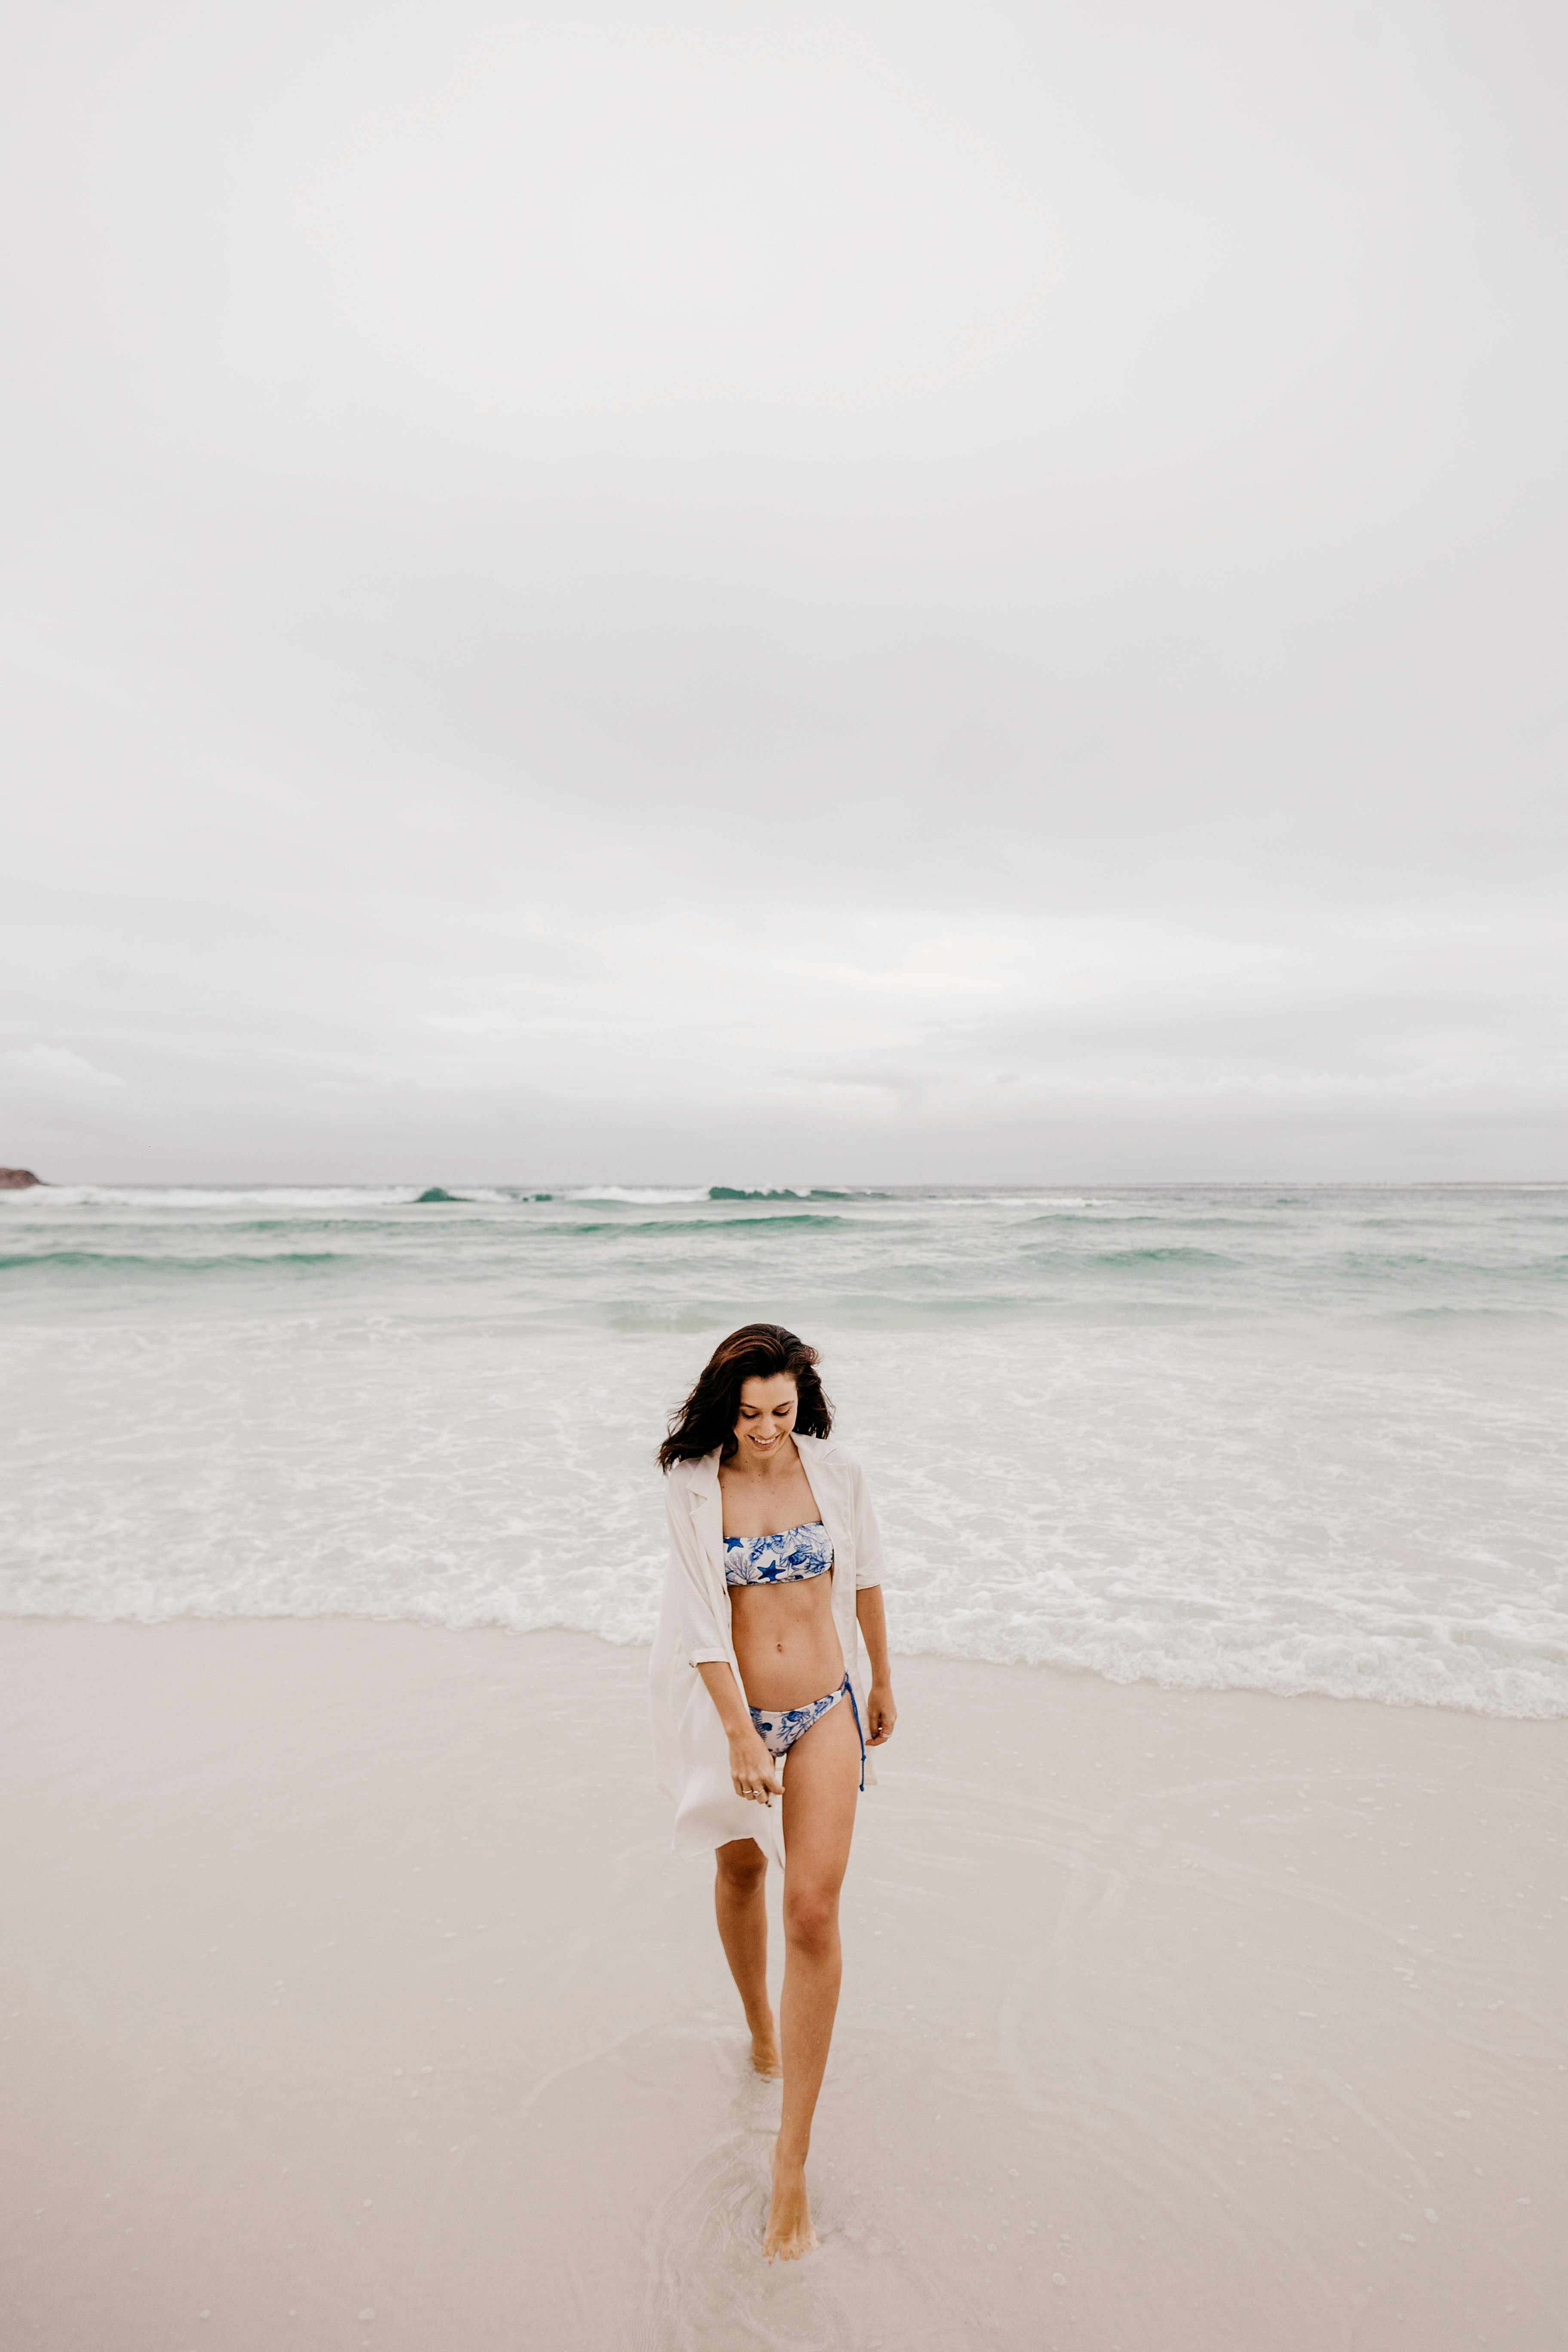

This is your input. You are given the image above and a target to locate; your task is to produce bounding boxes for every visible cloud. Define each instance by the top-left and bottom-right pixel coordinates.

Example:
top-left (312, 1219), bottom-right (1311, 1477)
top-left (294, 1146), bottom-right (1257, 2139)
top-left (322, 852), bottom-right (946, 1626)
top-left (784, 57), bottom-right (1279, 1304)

top-left (0, 2), bottom-right (1564, 1178)
top-left (0, 1044), bottom-right (129, 1096)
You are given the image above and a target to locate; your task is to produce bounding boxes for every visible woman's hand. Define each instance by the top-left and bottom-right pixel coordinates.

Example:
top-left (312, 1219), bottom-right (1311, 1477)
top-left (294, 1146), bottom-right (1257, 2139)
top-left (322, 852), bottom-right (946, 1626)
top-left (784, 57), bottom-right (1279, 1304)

top-left (864, 1681), bottom-right (897, 1746)
top-left (730, 1730), bottom-right (785, 1806)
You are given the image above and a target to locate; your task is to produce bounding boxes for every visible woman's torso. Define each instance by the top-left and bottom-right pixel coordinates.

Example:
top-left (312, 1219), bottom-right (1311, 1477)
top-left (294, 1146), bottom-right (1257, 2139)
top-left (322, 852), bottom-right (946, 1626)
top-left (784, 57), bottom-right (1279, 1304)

top-left (720, 1450), bottom-right (845, 1711)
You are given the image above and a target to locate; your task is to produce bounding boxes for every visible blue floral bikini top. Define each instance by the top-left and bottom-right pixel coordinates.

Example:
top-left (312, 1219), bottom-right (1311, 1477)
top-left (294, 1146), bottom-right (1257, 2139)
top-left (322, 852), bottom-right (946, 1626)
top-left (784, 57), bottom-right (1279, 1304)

top-left (723, 1520), bottom-right (833, 1587)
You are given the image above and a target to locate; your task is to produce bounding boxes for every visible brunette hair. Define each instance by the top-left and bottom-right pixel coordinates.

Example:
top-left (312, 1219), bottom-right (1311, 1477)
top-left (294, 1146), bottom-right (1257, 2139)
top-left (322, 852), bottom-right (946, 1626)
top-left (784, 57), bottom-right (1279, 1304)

top-left (658, 1323), bottom-right (833, 1471)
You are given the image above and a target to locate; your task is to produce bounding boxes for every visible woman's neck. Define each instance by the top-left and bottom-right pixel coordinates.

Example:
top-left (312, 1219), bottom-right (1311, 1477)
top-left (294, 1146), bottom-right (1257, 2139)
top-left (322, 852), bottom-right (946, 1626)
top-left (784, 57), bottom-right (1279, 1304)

top-left (722, 1433), bottom-right (801, 1487)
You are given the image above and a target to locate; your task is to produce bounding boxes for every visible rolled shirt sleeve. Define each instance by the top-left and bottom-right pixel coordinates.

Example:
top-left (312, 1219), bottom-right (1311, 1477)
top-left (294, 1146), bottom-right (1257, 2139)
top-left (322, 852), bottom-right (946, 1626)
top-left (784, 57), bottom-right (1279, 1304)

top-left (851, 1461), bottom-right (886, 1589)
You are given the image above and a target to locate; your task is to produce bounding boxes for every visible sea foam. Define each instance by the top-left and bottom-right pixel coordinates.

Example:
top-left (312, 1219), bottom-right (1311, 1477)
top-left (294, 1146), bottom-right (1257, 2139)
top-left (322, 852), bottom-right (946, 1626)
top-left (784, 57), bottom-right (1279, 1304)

top-left (2, 1183), bottom-right (1565, 1717)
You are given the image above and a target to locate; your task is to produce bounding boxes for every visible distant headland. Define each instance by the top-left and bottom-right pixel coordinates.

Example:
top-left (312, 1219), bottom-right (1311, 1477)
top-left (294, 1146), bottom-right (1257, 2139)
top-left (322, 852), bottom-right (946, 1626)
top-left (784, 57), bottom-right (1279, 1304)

top-left (0, 1168), bottom-right (42, 1189)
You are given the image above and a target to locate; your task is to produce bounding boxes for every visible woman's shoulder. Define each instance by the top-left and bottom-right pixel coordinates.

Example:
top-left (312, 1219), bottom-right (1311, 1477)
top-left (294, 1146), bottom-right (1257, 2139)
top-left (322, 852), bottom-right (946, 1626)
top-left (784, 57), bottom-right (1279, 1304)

top-left (665, 1447), bottom-right (722, 1491)
top-left (796, 1432), bottom-right (862, 1478)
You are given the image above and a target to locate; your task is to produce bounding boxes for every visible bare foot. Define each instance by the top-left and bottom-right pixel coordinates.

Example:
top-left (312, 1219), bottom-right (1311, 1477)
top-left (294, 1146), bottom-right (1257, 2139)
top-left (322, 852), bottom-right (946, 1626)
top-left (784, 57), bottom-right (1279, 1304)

top-left (763, 2141), bottom-right (818, 2262)
top-left (748, 2017), bottom-right (782, 2078)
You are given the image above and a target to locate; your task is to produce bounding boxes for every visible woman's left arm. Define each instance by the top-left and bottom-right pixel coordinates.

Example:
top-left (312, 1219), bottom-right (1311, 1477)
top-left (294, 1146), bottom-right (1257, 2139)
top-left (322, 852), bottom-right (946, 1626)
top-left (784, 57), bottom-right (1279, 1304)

top-left (855, 1585), bottom-right (897, 1745)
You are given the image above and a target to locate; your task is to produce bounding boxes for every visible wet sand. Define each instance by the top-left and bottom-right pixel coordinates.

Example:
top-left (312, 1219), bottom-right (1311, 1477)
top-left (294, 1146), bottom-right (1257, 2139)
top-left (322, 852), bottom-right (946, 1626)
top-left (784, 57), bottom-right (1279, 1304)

top-left (1, 1619), bottom-right (1564, 2350)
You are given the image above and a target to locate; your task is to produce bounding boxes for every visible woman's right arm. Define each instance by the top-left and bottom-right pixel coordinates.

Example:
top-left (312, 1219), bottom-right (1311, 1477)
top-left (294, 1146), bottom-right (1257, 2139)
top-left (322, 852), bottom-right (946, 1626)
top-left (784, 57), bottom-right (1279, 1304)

top-left (664, 1481), bottom-right (731, 1662)
top-left (696, 1662), bottom-right (784, 1807)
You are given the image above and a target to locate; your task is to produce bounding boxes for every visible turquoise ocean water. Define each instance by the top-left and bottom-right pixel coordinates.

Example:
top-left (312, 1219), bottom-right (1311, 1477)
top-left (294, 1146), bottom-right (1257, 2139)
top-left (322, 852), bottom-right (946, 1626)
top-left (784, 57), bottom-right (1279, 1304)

top-left (2, 1181), bottom-right (1564, 1716)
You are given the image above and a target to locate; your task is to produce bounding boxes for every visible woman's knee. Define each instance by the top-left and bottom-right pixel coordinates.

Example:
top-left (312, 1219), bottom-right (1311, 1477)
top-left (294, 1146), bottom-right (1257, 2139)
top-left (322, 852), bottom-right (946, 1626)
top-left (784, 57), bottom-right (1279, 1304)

top-left (783, 1883), bottom-right (839, 1952)
top-left (716, 1840), bottom-right (767, 1894)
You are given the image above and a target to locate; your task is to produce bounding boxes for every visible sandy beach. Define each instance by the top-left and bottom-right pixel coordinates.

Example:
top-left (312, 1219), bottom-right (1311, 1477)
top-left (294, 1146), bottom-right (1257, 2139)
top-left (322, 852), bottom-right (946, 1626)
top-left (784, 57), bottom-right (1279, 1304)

top-left (2, 1619), bottom-right (1562, 2350)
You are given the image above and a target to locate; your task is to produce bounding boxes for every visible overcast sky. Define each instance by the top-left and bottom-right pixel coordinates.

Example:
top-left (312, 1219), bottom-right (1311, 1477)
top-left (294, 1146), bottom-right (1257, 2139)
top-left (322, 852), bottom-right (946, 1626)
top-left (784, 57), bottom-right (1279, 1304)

top-left (3, 0), bottom-right (1565, 1182)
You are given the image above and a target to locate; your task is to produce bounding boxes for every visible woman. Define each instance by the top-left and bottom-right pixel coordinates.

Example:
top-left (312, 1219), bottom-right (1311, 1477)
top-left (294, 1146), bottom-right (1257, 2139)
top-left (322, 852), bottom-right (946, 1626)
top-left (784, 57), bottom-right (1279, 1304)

top-left (650, 1323), bottom-right (896, 2263)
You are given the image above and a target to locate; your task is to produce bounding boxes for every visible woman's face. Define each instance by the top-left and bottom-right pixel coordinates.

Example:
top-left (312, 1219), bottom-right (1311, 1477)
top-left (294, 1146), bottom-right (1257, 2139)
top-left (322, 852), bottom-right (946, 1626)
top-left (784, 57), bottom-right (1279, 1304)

top-left (733, 1373), bottom-right (799, 1462)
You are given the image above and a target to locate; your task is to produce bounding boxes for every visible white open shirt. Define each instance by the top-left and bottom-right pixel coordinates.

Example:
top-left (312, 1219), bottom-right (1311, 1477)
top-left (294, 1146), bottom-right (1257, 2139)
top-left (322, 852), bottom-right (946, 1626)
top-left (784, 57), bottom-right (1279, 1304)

top-left (649, 1433), bottom-right (886, 1868)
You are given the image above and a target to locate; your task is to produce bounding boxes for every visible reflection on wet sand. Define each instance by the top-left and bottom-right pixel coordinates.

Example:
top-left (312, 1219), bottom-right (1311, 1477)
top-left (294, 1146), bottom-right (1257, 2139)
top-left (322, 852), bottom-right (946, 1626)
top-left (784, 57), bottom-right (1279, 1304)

top-left (2, 1621), bottom-right (1562, 2349)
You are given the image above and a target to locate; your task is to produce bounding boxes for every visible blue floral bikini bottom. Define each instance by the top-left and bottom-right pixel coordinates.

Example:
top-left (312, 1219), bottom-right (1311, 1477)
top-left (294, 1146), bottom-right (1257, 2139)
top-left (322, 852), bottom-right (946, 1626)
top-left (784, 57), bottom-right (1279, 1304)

top-left (749, 1674), bottom-right (865, 1792)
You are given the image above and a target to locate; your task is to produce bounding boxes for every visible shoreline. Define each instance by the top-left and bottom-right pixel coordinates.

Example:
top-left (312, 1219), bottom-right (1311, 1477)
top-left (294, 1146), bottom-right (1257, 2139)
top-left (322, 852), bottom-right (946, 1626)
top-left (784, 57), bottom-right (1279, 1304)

top-left (4, 1619), bottom-right (1564, 2349)
top-left (9, 1604), bottom-right (1568, 1726)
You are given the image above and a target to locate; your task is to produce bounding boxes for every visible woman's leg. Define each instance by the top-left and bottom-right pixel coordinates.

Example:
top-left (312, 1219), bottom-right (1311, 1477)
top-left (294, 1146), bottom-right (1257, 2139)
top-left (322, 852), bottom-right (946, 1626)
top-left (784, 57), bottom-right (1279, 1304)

top-left (714, 1838), bottom-right (779, 2076)
top-left (766, 1696), bottom-right (861, 2261)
